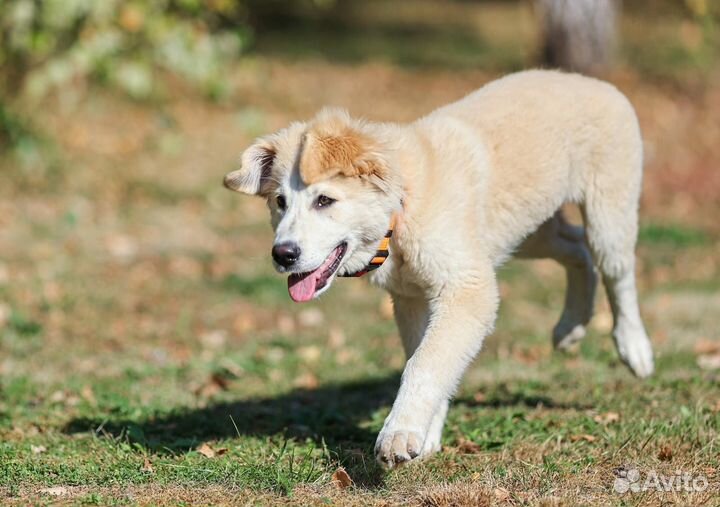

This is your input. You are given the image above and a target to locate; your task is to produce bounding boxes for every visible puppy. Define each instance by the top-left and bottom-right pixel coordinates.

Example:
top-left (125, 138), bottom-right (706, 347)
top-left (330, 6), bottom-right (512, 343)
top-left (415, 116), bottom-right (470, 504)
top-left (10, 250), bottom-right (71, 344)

top-left (223, 70), bottom-right (654, 468)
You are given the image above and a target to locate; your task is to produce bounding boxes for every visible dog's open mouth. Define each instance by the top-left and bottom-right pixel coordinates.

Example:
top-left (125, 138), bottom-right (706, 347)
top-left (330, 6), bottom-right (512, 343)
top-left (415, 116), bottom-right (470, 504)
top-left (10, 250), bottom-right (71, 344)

top-left (287, 242), bottom-right (347, 302)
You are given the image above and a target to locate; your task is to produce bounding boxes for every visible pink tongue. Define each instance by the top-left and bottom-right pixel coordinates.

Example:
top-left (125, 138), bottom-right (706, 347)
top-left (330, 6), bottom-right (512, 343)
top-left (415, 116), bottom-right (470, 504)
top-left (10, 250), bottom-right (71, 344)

top-left (287, 245), bottom-right (342, 302)
top-left (287, 269), bottom-right (323, 303)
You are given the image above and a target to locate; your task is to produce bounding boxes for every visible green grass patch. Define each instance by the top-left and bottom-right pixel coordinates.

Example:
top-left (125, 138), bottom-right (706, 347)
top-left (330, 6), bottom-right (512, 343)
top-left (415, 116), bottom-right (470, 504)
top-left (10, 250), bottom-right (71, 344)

top-left (639, 223), bottom-right (710, 247)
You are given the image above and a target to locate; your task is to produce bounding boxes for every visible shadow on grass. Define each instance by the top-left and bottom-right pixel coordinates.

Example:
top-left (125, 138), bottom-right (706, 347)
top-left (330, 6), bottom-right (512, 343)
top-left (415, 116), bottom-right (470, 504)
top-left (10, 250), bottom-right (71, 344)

top-left (459, 383), bottom-right (594, 411)
top-left (65, 375), bottom-right (401, 488)
top-left (63, 376), bottom-right (590, 488)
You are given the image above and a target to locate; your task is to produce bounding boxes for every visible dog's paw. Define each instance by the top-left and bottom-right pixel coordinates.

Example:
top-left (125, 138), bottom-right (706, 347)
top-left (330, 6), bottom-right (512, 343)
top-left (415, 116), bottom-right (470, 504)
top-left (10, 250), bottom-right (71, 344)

top-left (616, 330), bottom-right (654, 378)
top-left (374, 429), bottom-right (425, 469)
top-left (553, 322), bottom-right (587, 350)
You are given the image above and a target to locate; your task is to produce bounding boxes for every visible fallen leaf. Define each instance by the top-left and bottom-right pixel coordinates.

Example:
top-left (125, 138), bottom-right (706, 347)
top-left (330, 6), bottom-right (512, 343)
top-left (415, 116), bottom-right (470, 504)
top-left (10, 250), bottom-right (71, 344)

top-left (697, 353), bottom-right (720, 370)
top-left (142, 457), bottom-right (154, 473)
top-left (40, 487), bottom-right (68, 496)
top-left (694, 339), bottom-right (720, 355)
top-left (293, 372), bottom-right (319, 389)
top-left (119, 4), bottom-right (144, 32)
top-left (194, 373), bottom-right (231, 398)
top-left (594, 412), bottom-right (620, 424)
top-left (49, 390), bottom-right (66, 403)
top-left (298, 345), bottom-right (321, 363)
top-left (658, 445), bottom-right (673, 461)
top-left (199, 329), bottom-right (227, 349)
top-left (216, 448), bottom-right (229, 456)
top-left (197, 443), bottom-right (216, 458)
top-left (570, 434), bottom-right (596, 443)
top-left (456, 438), bottom-right (482, 454)
top-left (493, 487), bottom-right (511, 502)
top-left (332, 467), bottom-right (353, 489)
top-left (218, 358), bottom-right (244, 378)
top-left (31, 445), bottom-right (47, 454)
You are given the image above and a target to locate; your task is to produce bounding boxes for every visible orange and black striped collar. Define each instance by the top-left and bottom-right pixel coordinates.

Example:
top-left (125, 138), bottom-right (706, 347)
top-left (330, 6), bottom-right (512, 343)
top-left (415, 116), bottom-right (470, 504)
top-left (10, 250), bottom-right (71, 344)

top-left (340, 216), bottom-right (395, 278)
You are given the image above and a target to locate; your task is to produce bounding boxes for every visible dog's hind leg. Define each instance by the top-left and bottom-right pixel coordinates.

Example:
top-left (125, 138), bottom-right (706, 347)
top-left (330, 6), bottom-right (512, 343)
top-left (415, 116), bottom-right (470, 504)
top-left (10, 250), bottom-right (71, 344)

top-left (517, 212), bottom-right (598, 350)
top-left (580, 142), bottom-right (654, 377)
top-left (392, 295), bottom-right (447, 458)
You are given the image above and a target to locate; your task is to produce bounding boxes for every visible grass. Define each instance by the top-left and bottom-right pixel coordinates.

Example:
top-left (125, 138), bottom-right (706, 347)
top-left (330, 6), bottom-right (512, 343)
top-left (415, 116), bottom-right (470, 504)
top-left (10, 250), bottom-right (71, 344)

top-left (639, 223), bottom-right (710, 248)
top-left (2, 1), bottom-right (720, 505)
top-left (1, 214), bottom-right (718, 505)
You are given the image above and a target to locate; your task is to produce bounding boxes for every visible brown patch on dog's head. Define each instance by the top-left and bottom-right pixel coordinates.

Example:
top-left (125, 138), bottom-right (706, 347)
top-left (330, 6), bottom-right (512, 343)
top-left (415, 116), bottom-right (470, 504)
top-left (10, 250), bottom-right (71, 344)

top-left (300, 108), bottom-right (388, 185)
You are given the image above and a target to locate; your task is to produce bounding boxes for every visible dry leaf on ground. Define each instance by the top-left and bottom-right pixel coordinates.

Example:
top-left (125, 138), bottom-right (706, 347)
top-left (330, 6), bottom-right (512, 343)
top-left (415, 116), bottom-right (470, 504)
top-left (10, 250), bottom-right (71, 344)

top-left (697, 353), bottom-right (720, 370)
top-left (293, 372), bottom-right (319, 389)
top-left (658, 444), bottom-right (673, 461)
top-left (694, 339), bottom-right (720, 355)
top-left (197, 443), bottom-right (216, 458)
top-left (194, 373), bottom-right (231, 398)
top-left (594, 411), bottom-right (620, 424)
top-left (569, 434), bottom-right (596, 443)
top-left (331, 467), bottom-right (354, 490)
top-left (142, 457), bottom-right (154, 473)
top-left (493, 487), bottom-right (511, 502)
top-left (456, 438), bottom-right (482, 454)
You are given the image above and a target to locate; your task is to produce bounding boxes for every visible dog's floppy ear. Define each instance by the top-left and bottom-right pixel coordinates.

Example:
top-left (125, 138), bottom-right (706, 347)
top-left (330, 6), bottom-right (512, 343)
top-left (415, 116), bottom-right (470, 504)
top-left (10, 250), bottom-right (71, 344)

top-left (223, 140), bottom-right (276, 196)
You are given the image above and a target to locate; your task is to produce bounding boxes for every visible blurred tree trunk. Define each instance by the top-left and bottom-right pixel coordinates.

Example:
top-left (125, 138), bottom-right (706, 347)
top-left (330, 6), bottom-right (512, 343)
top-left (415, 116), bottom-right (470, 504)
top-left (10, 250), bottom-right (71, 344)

top-left (536, 0), bottom-right (619, 74)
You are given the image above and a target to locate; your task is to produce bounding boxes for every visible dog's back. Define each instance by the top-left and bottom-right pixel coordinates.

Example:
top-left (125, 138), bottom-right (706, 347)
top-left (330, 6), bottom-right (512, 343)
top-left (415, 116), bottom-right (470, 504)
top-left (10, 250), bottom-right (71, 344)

top-left (416, 70), bottom-right (643, 259)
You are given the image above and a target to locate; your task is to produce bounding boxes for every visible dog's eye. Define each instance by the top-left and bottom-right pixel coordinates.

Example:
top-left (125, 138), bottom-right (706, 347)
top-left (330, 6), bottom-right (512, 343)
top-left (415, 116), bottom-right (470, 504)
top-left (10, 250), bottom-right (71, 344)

top-left (315, 195), bottom-right (335, 209)
top-left (276, 195), bottom-right (286, 210)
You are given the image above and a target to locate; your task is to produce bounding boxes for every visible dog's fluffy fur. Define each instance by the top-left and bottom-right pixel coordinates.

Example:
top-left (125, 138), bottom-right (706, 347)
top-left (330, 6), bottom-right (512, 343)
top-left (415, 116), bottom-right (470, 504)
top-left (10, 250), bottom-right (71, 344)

top-left (224, 70), bottom-right (654, 468)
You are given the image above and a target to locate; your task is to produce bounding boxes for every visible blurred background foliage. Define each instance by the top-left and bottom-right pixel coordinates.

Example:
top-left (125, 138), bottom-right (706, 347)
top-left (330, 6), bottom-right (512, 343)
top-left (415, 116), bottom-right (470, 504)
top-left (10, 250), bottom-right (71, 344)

top-left (0, 0), bottom-right (250, 101)
top-left (0, 0), bottom-right (718, 153)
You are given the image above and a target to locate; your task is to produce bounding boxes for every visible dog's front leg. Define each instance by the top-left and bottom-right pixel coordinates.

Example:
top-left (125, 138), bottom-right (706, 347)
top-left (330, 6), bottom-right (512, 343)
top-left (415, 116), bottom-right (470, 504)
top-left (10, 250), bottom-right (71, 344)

top-left (376, 273), bottom-right (499, 468)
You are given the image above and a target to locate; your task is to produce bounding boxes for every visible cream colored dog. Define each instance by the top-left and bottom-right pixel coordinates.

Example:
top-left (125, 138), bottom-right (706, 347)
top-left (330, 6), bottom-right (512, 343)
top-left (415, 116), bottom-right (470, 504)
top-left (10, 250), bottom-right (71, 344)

top-left (223, 70), bottom-right (654, 468)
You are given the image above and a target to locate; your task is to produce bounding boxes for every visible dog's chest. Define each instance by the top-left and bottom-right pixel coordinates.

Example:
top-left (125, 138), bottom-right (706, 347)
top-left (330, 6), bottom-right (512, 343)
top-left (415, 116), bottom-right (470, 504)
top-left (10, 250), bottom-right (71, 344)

top-left (369, 254), bottom-right (430, 299)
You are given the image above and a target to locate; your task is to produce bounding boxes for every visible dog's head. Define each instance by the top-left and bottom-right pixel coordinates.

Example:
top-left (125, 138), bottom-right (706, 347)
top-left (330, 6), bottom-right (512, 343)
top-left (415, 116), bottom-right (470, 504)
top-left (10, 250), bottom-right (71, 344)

top-left (224, 108), bottom-right (401, 302)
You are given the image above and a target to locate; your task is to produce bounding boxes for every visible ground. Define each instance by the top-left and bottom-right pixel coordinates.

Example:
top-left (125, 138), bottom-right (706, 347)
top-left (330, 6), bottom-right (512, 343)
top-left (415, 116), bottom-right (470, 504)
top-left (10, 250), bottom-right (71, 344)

top-left (1, 2), bottom-right (719, 506)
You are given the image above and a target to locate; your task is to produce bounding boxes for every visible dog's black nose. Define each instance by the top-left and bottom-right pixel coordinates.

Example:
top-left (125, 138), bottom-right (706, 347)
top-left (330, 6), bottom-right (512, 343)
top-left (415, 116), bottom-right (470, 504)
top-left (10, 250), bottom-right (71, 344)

top-left (272, 242), bottom-right (301, 268)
